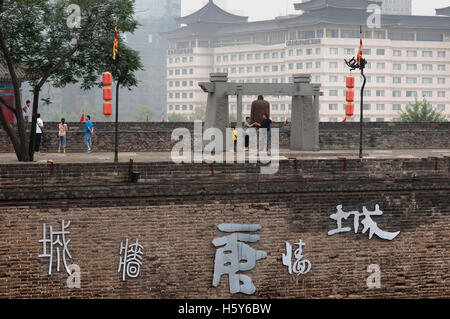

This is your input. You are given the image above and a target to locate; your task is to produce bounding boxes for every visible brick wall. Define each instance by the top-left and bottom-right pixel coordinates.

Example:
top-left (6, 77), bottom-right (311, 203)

top-left (1, 122), bottom-right (449, 153)
top-left (0, 158), bottom-right (449, 298)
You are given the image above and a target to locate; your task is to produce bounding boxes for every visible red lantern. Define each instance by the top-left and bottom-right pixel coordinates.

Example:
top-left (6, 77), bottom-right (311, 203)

top-left (103, 72), bottom-right (113, 86)
top-left (103, 87), bottom-right (113, 101)
top-left (103, 102), bottom-right (112, 117)
top-left (345, 103), bottom-right (354, 117)
top-left (346, 75), bottom-right (355, 89)
top-left (346, 89), bottom-right (354, 103)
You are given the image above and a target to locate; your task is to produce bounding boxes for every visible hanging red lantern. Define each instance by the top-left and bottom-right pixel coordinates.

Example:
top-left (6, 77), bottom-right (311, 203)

top-left (103, 102), bottom-right (112, 118)
top-left (103, 87), bottom-right (113, 101)
top-left (345, 103), bottom-right (354, 117)
top-left (103, 72), bottom-right (113, 86)
top-left (346, 75), bottom-right (355, 89)
top-left (346, 89), bottom-right (354, 103)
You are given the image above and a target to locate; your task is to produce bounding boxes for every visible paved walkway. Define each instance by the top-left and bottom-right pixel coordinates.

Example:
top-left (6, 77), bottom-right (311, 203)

top-left (0, 149), bottom-right (449, 164)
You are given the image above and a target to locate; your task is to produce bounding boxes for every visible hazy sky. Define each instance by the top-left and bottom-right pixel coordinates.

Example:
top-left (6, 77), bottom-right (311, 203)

top-left (182, 0), bottom-right (450, 21)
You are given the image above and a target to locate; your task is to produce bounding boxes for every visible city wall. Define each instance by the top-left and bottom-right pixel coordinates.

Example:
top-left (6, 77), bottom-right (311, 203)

top-left (0, 122), bottom-right (449, 153)
top-left (0, 157), bottom-right (449, 298)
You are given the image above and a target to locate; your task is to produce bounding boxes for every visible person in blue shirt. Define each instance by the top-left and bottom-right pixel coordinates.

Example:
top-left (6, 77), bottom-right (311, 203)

top-left (84, 115), bottom-right (94, 153)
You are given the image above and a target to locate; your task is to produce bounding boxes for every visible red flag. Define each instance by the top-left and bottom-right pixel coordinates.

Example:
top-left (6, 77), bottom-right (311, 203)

top-left (342, 117), bottom-right (347, 123)
top-left (80, 113), bottom-right (84, 123)
top-left (146, 113), bottom-right (149, 122)
top-left (113, 26), bottom-right (118, 60)
top-left (357, 29), bottom-right (363, 65)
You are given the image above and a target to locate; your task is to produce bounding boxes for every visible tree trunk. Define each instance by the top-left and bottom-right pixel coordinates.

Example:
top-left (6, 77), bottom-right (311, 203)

top-left (28, 87), bottom-right (41, 162)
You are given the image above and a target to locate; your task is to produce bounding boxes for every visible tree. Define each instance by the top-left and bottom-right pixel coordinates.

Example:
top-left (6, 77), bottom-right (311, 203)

top-left (168, 112), bottom-right (188, 122)
top-left (399, 97), bottom-right (447, 123)
top-left (130, 105), bottom-right (154, 122)
top-left (0, 0), bottom-right (143, 161)
top-left (192, 104), bottom-right (206, 122)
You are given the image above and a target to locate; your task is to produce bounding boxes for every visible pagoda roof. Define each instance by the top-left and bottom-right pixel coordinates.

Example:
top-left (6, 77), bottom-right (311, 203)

top-left (436, 6), bottom-right (450, 16)
top-left (294, 0), bottom-right (379, 11)
top-left (176, 0), bottom-right (248, 25)
top-left (0, 65), bottom-right (28, 82)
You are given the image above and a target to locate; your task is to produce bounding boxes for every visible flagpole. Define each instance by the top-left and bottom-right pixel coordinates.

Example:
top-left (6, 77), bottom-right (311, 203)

top-left (359, 25), bottom-right (365, 159)
top-left (113, 25), bottom-right (119, 164)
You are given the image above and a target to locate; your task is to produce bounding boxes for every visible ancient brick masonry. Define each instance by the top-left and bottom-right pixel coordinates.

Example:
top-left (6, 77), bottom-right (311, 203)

top-left (0, 122), bottom-right (449, 152)
top-left (0, 157), bottom-right (449, 298)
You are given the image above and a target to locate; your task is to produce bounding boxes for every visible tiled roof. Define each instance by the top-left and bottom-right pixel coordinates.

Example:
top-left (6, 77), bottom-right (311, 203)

top-left (176, 0), bottom-right (248, 24)
top-left (294, 0), bottom-right (379, 11)
top-left (0, 65), bottom-right (28, 82)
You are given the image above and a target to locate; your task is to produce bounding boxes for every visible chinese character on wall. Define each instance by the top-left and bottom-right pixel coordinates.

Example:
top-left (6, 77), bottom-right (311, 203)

top-left (282, 238), bottom-right (311, 275)
top-left (212, 224), bottom-right (267, 295)
top-left (39, 220), bottom-right (72, 275)
top-left (328, 204), bottom-right (400, 240)
top-left (118, 239), bottom-right (144, 281)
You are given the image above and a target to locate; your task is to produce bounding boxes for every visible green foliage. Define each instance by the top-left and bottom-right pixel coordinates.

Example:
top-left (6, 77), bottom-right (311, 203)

top-left (129, 105), bottom-right (154, 122)
top-left (192, 105), bottom-right (206, 121)
top-left (399, 97), bottom-right (447, 123)
top-left (168, 112), bottom-right (189, 122)
top-left (1, 0), bottom-right (143, 90)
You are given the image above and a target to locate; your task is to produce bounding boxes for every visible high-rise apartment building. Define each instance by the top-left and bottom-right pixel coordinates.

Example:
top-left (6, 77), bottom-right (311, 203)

top-left (162, 0), bottom-right (450, 123)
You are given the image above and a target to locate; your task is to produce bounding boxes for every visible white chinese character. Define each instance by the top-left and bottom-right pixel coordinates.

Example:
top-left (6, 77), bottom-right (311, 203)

top-left (328, 204), bottom-right (400, 240)
top-left (118, 239), bottom-right (144, 281)
top-left (212, 224), bottom-right (267, 295)
top-left (282, 239), bottom-right (311, 275)
top-left (39, 220), bottom-right (72, 275)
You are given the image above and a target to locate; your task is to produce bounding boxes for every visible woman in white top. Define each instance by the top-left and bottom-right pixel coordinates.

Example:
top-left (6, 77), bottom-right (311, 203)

top-left (58, 118), bottom-right (68, 154)
top-left (35, 113), bottom-right (44, 153)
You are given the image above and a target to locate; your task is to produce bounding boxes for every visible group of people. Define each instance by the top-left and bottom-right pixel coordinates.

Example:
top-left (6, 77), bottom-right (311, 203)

top-left (23, 100), bottom-right (95, 154)
top-left (232, 95), bottom-right (273, 152)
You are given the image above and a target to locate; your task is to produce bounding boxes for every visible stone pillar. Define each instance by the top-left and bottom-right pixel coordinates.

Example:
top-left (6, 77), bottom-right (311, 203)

top-left (236, 84), bottom-right (243, 128)
top-left (290, 74), bottom-right (320, 151)
top-left (204, 73), bottom-right (229, 151)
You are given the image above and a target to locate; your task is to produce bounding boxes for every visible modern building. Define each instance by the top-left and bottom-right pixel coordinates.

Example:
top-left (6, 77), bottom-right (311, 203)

top-left (162, 0), bottom-right (450, 122)
top-left (373, 0), bottom-right (412, 15)
top-left (436, 6), bottom-right (450, 16)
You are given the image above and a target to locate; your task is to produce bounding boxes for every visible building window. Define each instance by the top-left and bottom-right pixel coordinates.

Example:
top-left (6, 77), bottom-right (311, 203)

top-left (264, 52), bottom-right (270, 59)
top-left (437, 104), bottom-right (445, 111)
top-left (306, 48), bottom-right (312, 55)
top-left (255, 53), bottom-right (261, 60)
top-left (344, 48), bottom-right (354, 55)
top-left (376, 90), bottom-right (385, 97)
top-left (247, 66), bottom-right (253, 73)
top-left (406, 91), bottom-right (417, 97)
top-left (437, 51), bottom-right (446, 58)
top-left (329, 90), bottom-right (338, 96)
top-left (247, 53), bottom-right (253, 60)
top-left (406, 77), bottom-right (417, 84)
top-left (437, 78), bottom-right (446, 84)
top-left (272, 52), bottom-right (279, 59)
top-left (306, 62), bottom-right (312, 69)
top-left (393, 64), bottom-right (401, 70)
top-left (438, 91), bottom-right (445, 98)
top-left (422, 51), bottom-right (433, 57)
top-left (362, 48), bottom-right (371, 55)
top-left (239, 54), bottom-right (245, 61)
top-left (392, 104), bottom-right (401, 111)
top-left (363, 104), bottom-right (371, 110)
top-left (422, 91), bottom-right (432, 97)
top-left (169, 105), bottom-right (173, 111)
top-left (376, 104), bottom-right (385, 111)
top-left (406, 64), bottom-right (417, 71)
top-left (316, 62), bottom-right (321, 68)
top-left (376, 76), bottom-right (385, 83)
top-left (296, 49), bottom-right (303, 56)
top-left (328, 104), bottom-right (338, 111)
top-left (231, 55), bottom-right (237, 61)
top-left (329, 62), bottom-right (338, 68)
top-left (296, 63), bottom-right (303, 69)
top-left (288, 63), bottom-right (294, 70)
top-left (264, 66), bottom-right (270, 72)
top-left (272, 65), bottom-right (278, 72)
top-left (422, 64), bottom-right (432, 71)
top-left (255, 66), bottom-right (261, 72)
top-left (329, 76), bottom-right (338, 82)
top-left (422, 78), bottom-right (432, 84)
top-left (392, 91), bottom-right (401, 97)
top-left (376, 63), bottom-right (385, 69)
top-left (341, 29), bottom-right (360, 38)
top-left (329, 48), bottom-right (338, 55)
top-left (393, 50), bottom-right (401, 56)
top-left (406, 50), bottom-right (417, 57)
top-left (376, 118), bottom-right (385, 122)
top-left (326, 29), bottom-right (338, 38)
top-left (393, 77), bottom-right (401, 84)
top-left (376, 49), bottom-right (385, 55)
top-left (239, 67), bottom-right (245, 73)
top-left (438, 65), bottom-right (446, 71)
top-left (315, 48), bottom-right (321, 55)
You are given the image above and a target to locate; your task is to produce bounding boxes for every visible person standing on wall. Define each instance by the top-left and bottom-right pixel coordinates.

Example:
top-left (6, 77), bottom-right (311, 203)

top-left (254, 113), bottom-right (273, 152)
top-left (58, 118), bottom-right (68, 154)
top-left (35, 113), bottom-right (44, 154)
top-left (22, 100), bottom-right (31, 129)
top-left (84, 115), bottom-right (94, 153)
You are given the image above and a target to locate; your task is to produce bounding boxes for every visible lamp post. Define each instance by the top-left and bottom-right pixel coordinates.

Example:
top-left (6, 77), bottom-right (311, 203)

top-left (345, 28), bottom-right (367, 159)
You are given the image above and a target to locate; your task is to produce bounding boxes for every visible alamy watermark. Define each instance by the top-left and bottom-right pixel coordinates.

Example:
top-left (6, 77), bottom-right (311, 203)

top-left (366, 264), bottom-right (381, 289)
top-left (367, 4), bottom-right (381, 29)
top-left (66, 4), bottom-right (81, 29)
top-left (171, 121), bottom-right (280, 174)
